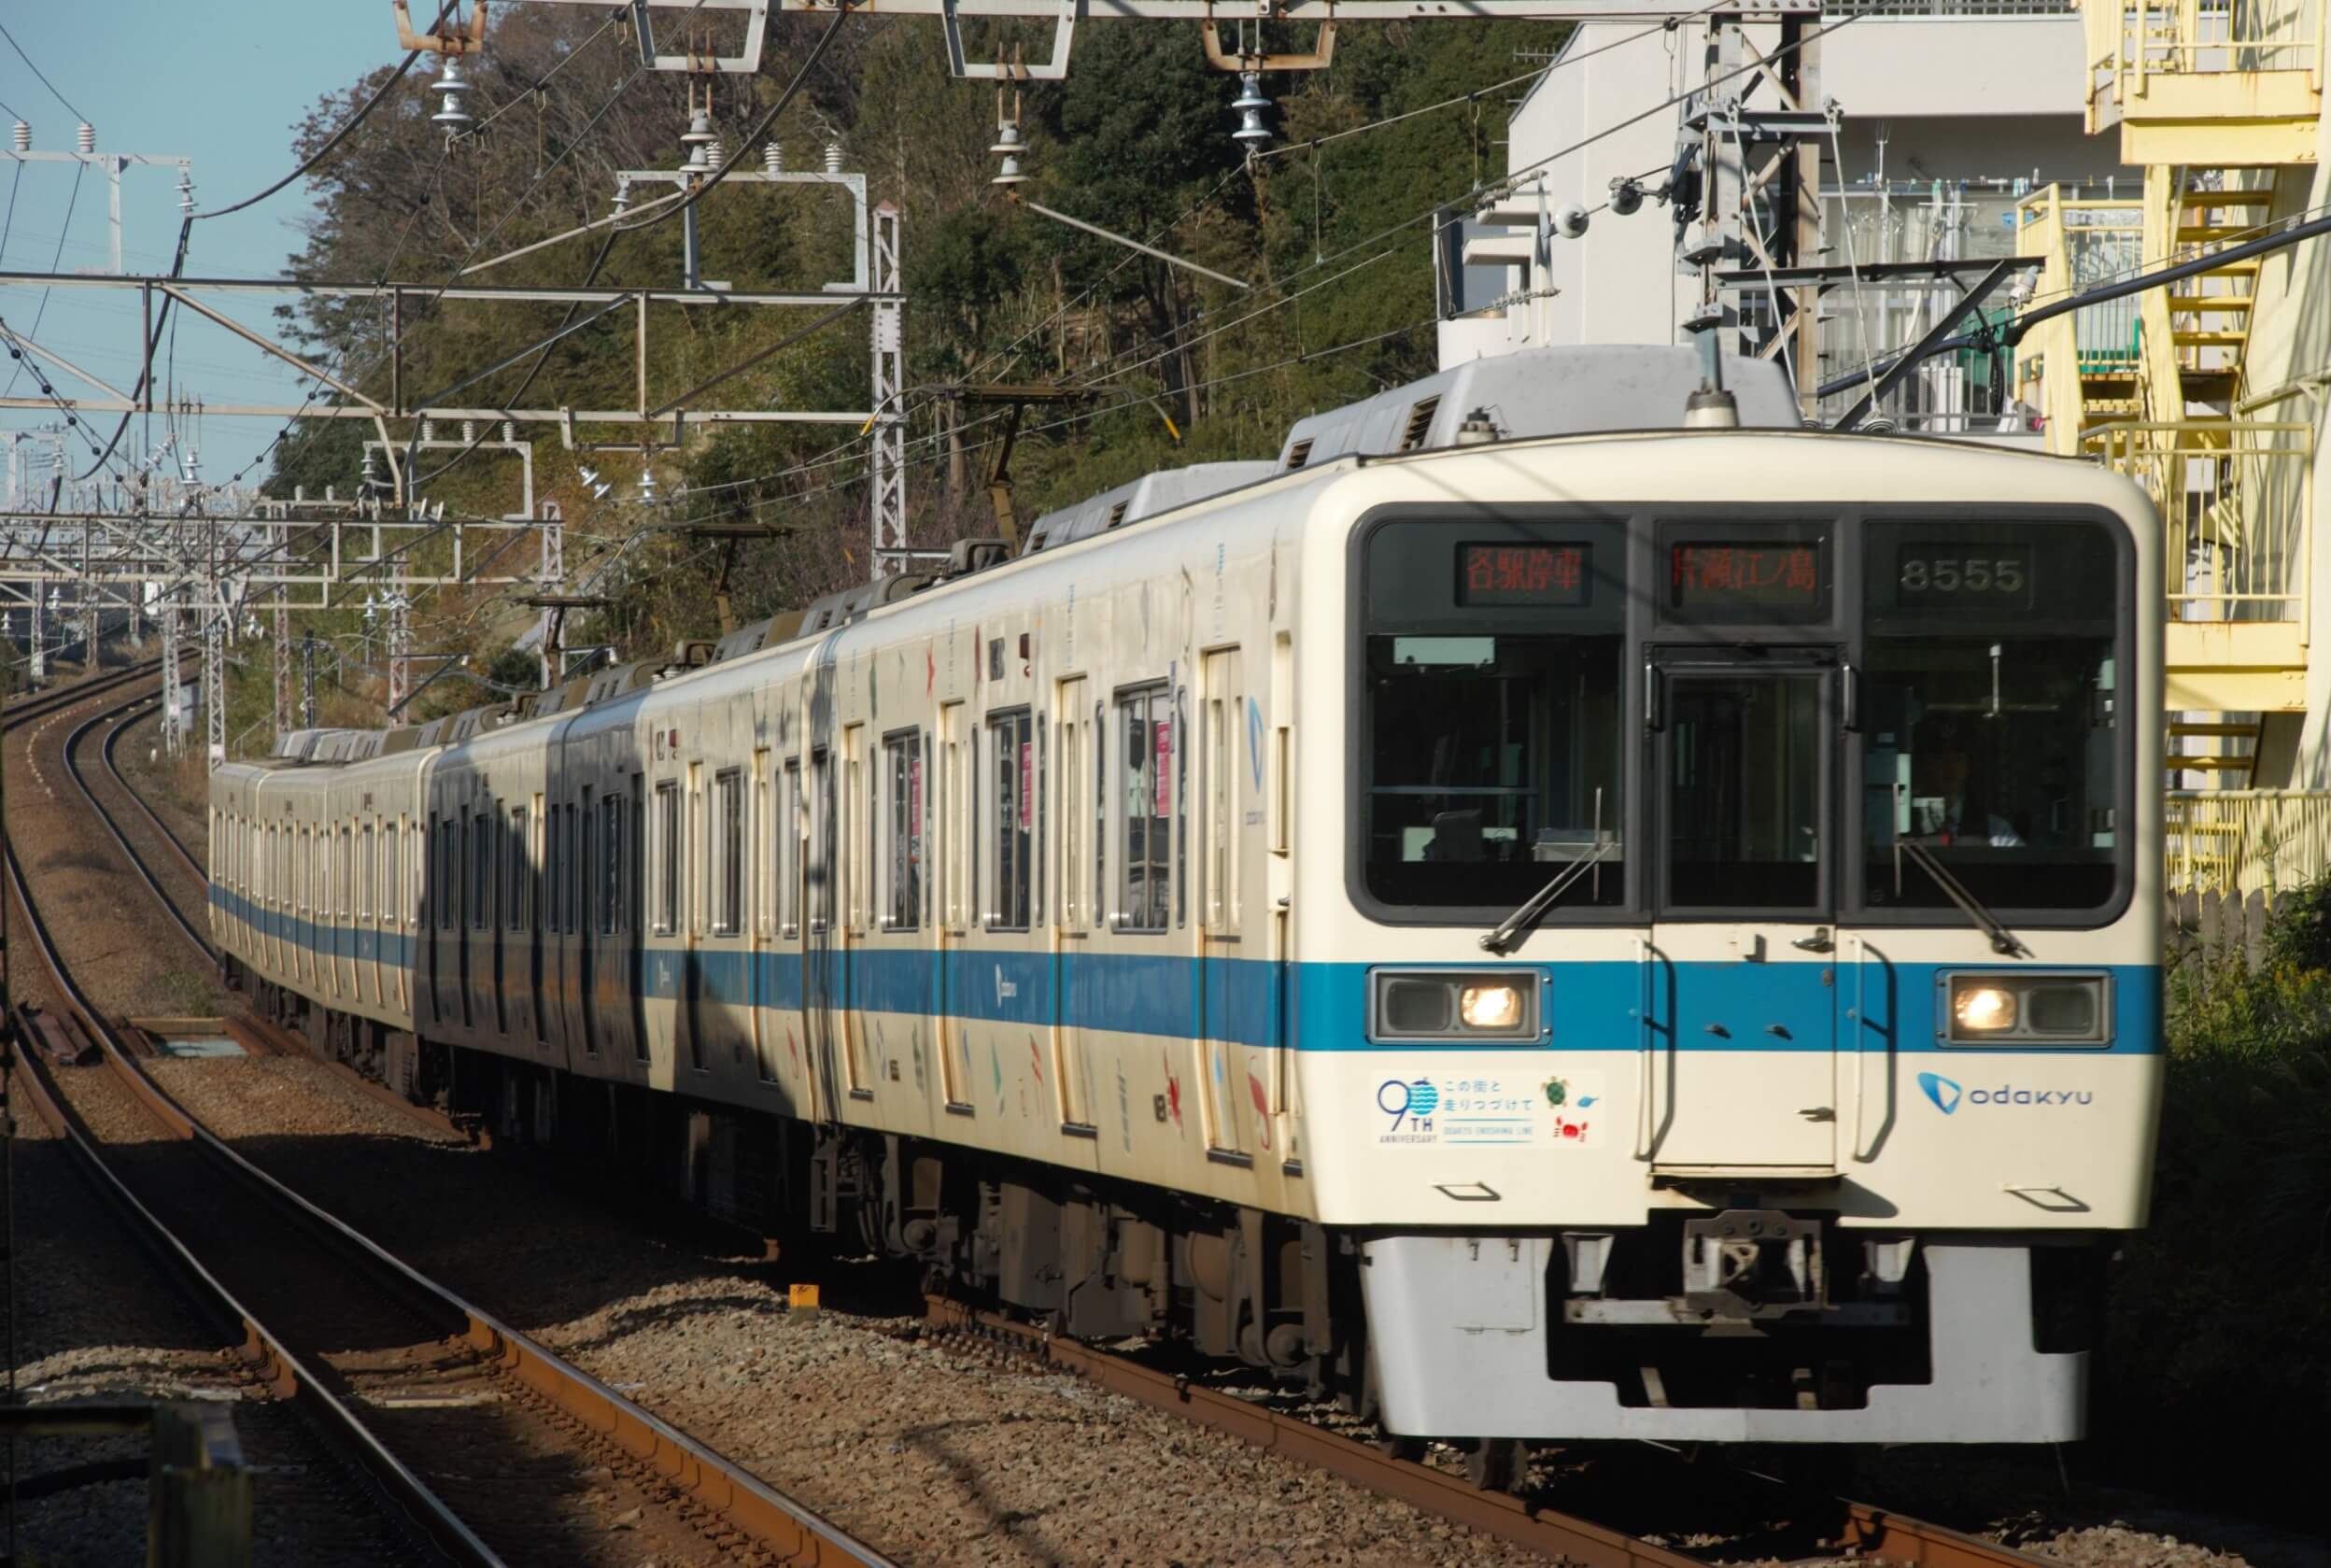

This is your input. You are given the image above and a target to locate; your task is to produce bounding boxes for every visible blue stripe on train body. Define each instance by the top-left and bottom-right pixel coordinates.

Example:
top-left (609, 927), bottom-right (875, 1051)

top-left (212, 887), bottom-right (2161, 1056)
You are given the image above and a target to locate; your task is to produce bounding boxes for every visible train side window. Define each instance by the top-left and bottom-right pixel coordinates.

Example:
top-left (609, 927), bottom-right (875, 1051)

top-left (880, 734), bottom-right (920, 933)
top-left (781, 758), bottom-right (801, 938)
top-left (714, 768), bottom-right (744, 936)
top-left (339, 827), bottom-right (353, 920)
top-left (478, 805), bottom-right (498, 931)
top-left (985, 709), bottom-right (1032, 931)
top-left (939, 706), bottom-right (968, 930)
top-left (656, 781), bottom-right (681, 935)
top-left (359, 825), bottom-right (374, 919)
top-left (582, 790), bottom-right (599, 936)
top-left (1115, 685), bottom-right (1171, 933)
top-left (386, 823), bottom-right (402, 927)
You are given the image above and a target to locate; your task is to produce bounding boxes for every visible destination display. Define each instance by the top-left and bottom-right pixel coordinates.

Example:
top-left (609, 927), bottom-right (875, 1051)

top-left (1896, 542), bottom-right (2035, 609)
top-left (1669, 542), bottom-right (1823, 612)
top-left (1457, 543), bottom-right (1591, 607)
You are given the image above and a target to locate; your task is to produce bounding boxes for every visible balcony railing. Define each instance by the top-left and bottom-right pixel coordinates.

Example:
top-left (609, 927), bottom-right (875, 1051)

top-left (2168, 790), bottom-right (2331, 895)
top-left (2013, 187), bottom-right (2147, 430)
top-left (2083, 0), bottom-right (2326, 125)
top-left (2083, 420), bottom-right (2312, 625)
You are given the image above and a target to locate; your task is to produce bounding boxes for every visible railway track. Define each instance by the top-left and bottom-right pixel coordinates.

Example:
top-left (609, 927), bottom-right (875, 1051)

top-left (7, 673), bottom-right (896, 1567)
top-left (59, 684), bottom-right (217, 970)
top-left (917, 1295), bottom-right (2072, 1568)
top-left (37, 662), bottom-right (2082, 1568)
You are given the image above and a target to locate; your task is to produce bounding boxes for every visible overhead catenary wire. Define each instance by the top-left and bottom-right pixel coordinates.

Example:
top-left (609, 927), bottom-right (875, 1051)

top-left (0, 20), bottom-right (87, 123)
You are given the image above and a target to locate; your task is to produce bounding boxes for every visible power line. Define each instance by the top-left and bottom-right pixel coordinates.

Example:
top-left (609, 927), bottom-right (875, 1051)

top-left (0, 20), bottom-right (86, 124)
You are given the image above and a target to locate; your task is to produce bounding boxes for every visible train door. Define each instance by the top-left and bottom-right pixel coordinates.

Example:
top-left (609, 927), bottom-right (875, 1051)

top-left (1643, 653), bottom-right (1841, 1174)
top-left (629, 777), bottom-right (647, 1067)
top-left (1197, 648), bottom-right (1249, 1158)
top-left (749, 749), bottom-right (770, 1074)
top-left (937, 705), bottom-right (971, 1107)
top-left (804, 747), bottom-right (837, 1118)
top-left (1051, 683), bottom-right (1091, 1128)
top-left (491, 799), bottom-right (509, 1035)
top-left (685, 760), bottom-right (705, 1072)
top-left (580, 784), bottom-right (600, 1060)
top-left (841, 726), bottom-right (870, 1096)
top-left (528, 798), bottom-right (546, 1046)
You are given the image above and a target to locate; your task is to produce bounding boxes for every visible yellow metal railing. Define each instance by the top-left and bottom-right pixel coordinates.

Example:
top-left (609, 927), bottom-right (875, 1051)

top-left (2084, 419), bottom-right (2313, 623)
top-left (2014, 186), bottom-right (2146, 442)
top-left (2167, 790), bottom-right (2331, 895)
top-left (2082, 0), bottom-right (2327, 120)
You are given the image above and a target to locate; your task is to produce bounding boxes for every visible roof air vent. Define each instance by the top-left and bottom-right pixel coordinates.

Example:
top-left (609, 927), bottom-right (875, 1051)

top-left (1105, 501), bottom-right (1130, 530)
top-left (1285, 438), bottom-right (1315, 471)
top-left (1399, 395), bottom-right (1441, 452)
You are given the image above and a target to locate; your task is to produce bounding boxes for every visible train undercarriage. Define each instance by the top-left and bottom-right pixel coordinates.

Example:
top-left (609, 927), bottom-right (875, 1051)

top-left (239, 962), bottom-right (2111, 1470)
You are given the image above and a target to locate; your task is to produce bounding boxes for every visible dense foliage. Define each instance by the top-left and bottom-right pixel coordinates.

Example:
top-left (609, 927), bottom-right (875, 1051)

top-left (254, 11), bottom-right (1557, 727)
top-left (2098, 889), bottom-right (2331, 1514)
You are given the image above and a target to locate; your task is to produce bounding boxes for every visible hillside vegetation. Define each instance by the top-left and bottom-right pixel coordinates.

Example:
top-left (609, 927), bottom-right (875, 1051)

top-left (255, 11), bottom-right (1556, 730)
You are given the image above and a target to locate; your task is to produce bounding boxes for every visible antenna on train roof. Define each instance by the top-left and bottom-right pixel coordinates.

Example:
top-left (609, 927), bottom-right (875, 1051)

top-left (1684, 322), bottom-right (1739, 431)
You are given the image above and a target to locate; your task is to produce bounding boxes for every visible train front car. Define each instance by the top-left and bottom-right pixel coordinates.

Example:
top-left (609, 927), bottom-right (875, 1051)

top-left (1306, 431), bottom-right (2162, 1446)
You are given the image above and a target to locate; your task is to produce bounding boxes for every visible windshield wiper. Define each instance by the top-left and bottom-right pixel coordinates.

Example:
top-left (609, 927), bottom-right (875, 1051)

top-left (1480, 837), bottom-right (1617, 954)
top-left (1896, 838), bottom-right (2031, 958)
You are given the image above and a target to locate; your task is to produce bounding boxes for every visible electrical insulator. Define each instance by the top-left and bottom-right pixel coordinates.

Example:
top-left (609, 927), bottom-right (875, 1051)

top-left (177, 170), bottom-right (196, 213)
top-left (431, 58), bottom-right (475, 137)
top-left (1608, 178), bottom-right (1644, 218)
top-left (612, 178), bottom-right (632, 216)
top-left (989, 120), bottom-right (1029, 188)
top-left (1231, 74), bottom-right (1272, 149)
top-left (681, 108), bottom-right (717, 171)
top-left (636, 466), bottom-right (657, 503)
top-left (421, 418), bottom-right (436, 443)
top-left (824, 141), bottom-right (843, 176)
top-left (11, 121), bottom-right (29, 153)
top-left (501, 420), bottom-right (515, 444)
top-left (76, 121), bottom-right (94, 153)
top-left (462, 419), bottom-right (478, 444)
top-left (763, 141), bottom-right (783, 175)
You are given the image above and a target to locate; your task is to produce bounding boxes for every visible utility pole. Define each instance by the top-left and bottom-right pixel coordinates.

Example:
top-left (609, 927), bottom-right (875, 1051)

top-left (301, 629), bottom-right (318, 729)
top-left (869, 202), bottom-right (911, 578)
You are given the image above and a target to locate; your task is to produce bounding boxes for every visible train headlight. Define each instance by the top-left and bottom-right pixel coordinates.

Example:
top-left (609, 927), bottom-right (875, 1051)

top-left (1369, 969), bottom-right (1540, 1043)
top-left (1459, 982), bottom-right (1524, 1031)
top-left (1952, 984), bottom-right (2016, 1034)
top-left (1939, 973), bottom-right (2112, 1046)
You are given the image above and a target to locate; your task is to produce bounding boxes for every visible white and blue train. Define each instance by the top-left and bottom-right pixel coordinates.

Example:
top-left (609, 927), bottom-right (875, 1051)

top-left (210, 345), bottom-right (2163, 1455)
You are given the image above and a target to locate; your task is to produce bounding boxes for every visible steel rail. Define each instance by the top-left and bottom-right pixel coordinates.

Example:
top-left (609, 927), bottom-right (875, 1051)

top-left (58, 684), bottom-right (216, 971)
top-left (97, 693), bottom-right (206, 883)
top-left (4, 730), bottom-right (897, 1567)
top-left (925, 1296), bottom-right (2069, 1568)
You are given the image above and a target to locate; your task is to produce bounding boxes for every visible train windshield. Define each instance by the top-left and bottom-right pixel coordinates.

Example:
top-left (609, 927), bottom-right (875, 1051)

top-left (1362, 633), bottom-right (1625, 909)
top-left (1859, 520), bottom-right (2124, 913)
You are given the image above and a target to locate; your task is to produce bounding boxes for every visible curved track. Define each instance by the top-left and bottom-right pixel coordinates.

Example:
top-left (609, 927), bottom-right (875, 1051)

top-left (8, 673), bottom-right (896, 1568)
top-left (59, 685), bottom-right (218, 970)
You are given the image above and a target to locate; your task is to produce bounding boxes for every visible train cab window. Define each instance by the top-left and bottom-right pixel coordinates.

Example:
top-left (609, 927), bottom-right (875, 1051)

top-left (986, 711), bottom-right (1033, 931)
top-left (879, 738), bottom-right (919, 933)
top-left (1360, 518), bottom-right (1627, 915)
top-left (1115, 686), bottom-right (1171, 932)
top-left (656, 782), bottom-right (682, 935)
top-left (1857, 518), bottom-right (2126, 914)
top-left (714, 769), bottom-right (745, 936)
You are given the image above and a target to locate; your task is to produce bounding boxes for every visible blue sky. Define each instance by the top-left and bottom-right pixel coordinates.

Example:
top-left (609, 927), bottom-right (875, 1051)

top-left (1, 4), bottom-right (400, 489)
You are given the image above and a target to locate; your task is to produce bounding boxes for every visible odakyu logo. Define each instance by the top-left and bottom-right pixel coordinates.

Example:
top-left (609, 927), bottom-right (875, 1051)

top-left (1917, 1071), bottom-right (2094, 1114)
